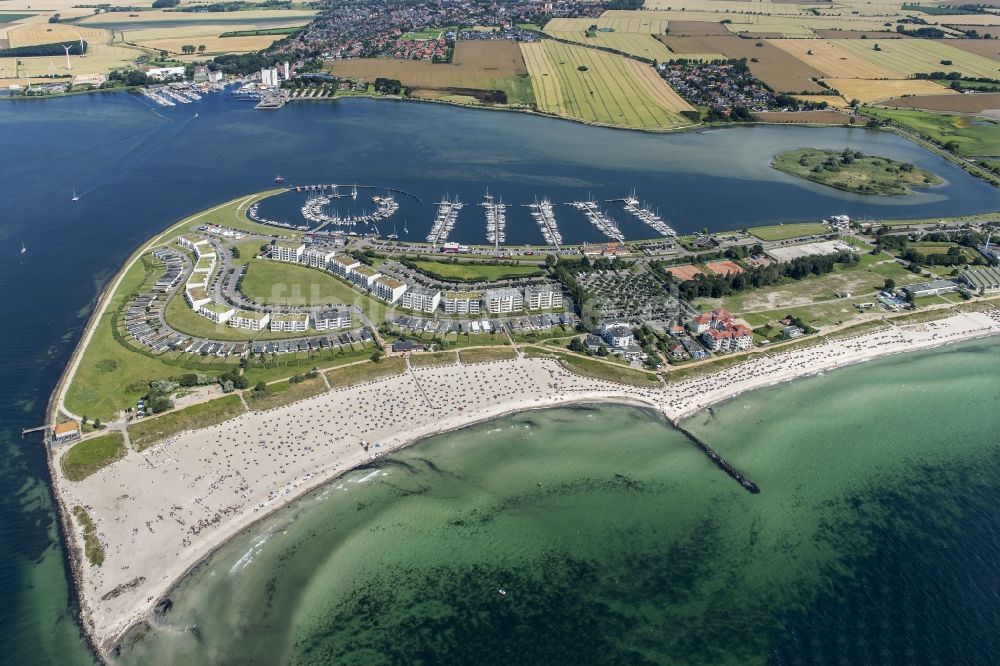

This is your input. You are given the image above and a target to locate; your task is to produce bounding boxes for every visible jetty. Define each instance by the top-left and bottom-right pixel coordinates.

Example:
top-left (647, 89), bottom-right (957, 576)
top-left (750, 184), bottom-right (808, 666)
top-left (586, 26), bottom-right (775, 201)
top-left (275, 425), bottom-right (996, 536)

top-left (524, 197), bottom-right (562, 248)
top-left (674, 423), bottom-right (760, 494)
top-left (610, 189), bottom-right (676, 237)
top-left (426, 195), bottom-right (463, 246)
top-left (480, 192), bottom-right (508, 248)
top-left (567, 197), bottom-right (625, 242)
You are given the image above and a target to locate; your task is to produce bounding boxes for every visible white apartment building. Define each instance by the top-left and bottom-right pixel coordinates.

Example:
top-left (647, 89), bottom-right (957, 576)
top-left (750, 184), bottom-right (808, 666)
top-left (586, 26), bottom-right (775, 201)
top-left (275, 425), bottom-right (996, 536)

top-left (484, 288), bottom-right (524, 314)
top-left (313, 308), bottom-right (352, 331)
top-left (371, 276), bottom-right (407, 304)
top-left (400, 287), bottom-right (442, 313)
top-left (350, 264), bottom-right (381, 289)
top-left (269, 313), bottom-right (309, 332)
top-left (303, 247), bottom-right (337, 269)
top-left (524, 284), bottom-right (563, 310)
top-left (328, 255), bottom-right (361, 279)
top-left (271, 243), bottom-right (305, 263)
top-left (185, 287), bottom-right (212, 309)
top-left (230, 310), bottom-right (271, 331)
top-left (443, 291), bottom-right (482, 315)
top-left (178, 236), bottom-right (214, 260)
top-left (199, 302), bottom-right (235, 324)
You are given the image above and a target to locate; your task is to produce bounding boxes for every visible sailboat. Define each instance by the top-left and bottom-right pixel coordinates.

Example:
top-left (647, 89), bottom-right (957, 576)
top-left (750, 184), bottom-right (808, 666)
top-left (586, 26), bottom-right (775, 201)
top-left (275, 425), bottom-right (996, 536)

top-left (71, 188), bottom-right (80, 202)
top-left (387, 225), bottom-right (398, 240)
top-left (403, 220), bottom-right (409, 235)
top-left (21, 241), bottom-right (27, 254)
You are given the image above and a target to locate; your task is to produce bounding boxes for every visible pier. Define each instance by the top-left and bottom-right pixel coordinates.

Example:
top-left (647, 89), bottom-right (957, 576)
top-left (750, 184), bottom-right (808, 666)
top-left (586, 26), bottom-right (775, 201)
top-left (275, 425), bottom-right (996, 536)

top-left (21, 425), bottom-right (48, 436)
top-left (426, 195), bottom-right (463, 246)
top-left (610, 190), bottom-right (676, 237)
top-left (674, 423), bottom-right (760, 493)
top-left (480, 192), bottom-right (508, 248)
top-left (524, 197), bottom-right (562, 249)
top-left (567, 198), bottom-right (625, 242)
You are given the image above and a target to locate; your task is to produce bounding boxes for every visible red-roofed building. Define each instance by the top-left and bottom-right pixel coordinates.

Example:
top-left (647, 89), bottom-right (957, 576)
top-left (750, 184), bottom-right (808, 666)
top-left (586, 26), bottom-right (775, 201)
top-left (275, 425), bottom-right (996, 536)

top-left (701, 323), bottom-right (753, 353)
top-left (688, 308), bottom-right (734, 334)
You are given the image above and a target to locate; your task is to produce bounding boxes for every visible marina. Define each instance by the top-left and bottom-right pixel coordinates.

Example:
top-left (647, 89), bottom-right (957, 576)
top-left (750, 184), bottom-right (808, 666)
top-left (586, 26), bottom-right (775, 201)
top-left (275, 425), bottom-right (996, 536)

top-left (426, 196), bottom-right (463, 246)
top-left (568, 197), bottom-right (625, 243)
top-left (613, 190), bottom-right (677, 237)
top-left (524, 197), bottom-right (562, 248)
top-left (480, 192), bottom-right (508, 248)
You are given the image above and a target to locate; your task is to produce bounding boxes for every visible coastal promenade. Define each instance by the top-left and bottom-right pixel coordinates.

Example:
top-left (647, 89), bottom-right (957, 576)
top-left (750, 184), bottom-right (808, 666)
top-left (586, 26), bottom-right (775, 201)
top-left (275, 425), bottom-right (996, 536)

top-left (50, 308), bottom-right (1000, 658)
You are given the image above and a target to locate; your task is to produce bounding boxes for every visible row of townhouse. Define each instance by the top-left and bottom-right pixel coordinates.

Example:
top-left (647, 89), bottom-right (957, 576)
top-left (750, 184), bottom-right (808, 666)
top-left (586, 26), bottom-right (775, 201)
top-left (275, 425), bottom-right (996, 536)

top-left (271, 242), bottom-right (565, 315)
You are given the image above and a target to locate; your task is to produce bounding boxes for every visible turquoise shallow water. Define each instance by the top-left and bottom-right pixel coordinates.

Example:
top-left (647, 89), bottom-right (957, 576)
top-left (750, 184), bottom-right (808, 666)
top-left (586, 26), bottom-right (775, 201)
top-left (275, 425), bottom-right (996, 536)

top-left (115, 337), bottom-right (1000, 665)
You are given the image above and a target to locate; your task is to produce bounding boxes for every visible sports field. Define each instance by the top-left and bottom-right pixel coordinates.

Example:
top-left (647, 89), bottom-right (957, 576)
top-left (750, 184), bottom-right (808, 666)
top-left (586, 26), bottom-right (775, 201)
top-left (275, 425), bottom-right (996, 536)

top-left (824, 78), bottom-right (954, 103)
top-left (832, 39), bottom-right (1000, 79)
top-left (748, 222), bottom-right (831, 241)
top-left (520, 40), bottom-right (693, 129)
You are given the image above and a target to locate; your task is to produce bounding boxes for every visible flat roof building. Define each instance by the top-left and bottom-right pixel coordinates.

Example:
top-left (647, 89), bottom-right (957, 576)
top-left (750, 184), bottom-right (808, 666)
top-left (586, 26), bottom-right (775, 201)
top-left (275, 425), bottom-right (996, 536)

top-left (901, 279), bottom-right (959, 299)
top-left (371, 275), bottom-right (407, 304)
top-left (484, 288), bottom-right (524, 314)
top-left (230, 310), bottom-right (271, 331)
top-left (400, 287), bottom-right (441, 314)
top-left (524, 284), bottom-right (563, 310)
top-left (269, 312), bottom-right (309, 332)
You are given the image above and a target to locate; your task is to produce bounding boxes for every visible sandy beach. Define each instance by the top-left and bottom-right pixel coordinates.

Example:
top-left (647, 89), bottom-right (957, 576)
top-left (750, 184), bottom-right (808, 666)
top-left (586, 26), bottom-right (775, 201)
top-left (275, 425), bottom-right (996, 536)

top-left (51, 308), bottom-right (1000, 657)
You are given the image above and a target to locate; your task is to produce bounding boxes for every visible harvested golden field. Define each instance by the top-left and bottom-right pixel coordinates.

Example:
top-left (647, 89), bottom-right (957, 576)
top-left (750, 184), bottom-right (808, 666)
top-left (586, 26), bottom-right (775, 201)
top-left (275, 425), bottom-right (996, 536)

top-left (331, 41), bottom-right (533, 104)
top-left (793, 93), bottom-right (850, 108)
top-left (878, 92), bottom-right (1000, 114)
top-left (922, 14), bottom-right (1000, 27)
top-left (126, 24), bottom-right (295, 56)
top-left (544, 16), bottom-right (669, 34)
top-left (0, 23), bottom-right (144, 85)
top-left (658, 34), bottom-right (826, 93)
top-left (520, 40), bottom-right (693, 129)
top-left (824, 78), bottom-right (954, 103)
top-left (545, 31), bottom-right (675, 61)
top-left (78, 8), bottom-right (316, 25)
top-left (813, 29), bottom-right (910, 39)
top-left (833, 39), bottom-right (1000, 79)
top-left (769, 39), bottom-right (899, 78)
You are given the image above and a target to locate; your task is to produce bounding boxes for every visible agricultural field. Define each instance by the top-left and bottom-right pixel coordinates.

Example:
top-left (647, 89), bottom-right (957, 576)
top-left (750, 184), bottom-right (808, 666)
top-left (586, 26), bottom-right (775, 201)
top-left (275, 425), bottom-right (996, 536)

top-left (330, 40), bottom-right (534, 105)
top-left (768, 39), bottom-right (900, 79)
top-left (725, 22), bottom-right (817, 38)
top-left (754, 110), bottom-right (847, 124)
top-left (944, 39), bottom-right (1000, 61)
top-left (832, 39), bottom-right (1000, 79)
top-left (663, 20), bottom-right (732, 36)
top-left (520, 40), bottom-right (694, 130)
top-left (0, 23), bottom-right (145, 86)
top-left (793, 94), bottom-right (851, 109)
top-left (878, 92), bottom-right (1000, 114)
top-left (862, 107), bottom-right (1000, 157)
top-left (544, 16), bottom-right (669, 35)
top-left (78, 9), bottom-right (317, 26)
top-left (824, 78), bottom-right (954, 103)
top-left (124, 22), bottom-right (305, 57)
top-left (658, 35), bottom-right (827, 93)
top-left (545, 31), bottom-right (675, 61)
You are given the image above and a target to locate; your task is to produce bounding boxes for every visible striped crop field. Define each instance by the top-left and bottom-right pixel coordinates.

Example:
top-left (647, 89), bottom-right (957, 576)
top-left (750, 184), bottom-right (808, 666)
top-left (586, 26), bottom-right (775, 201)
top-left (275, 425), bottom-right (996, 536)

top-left (832, 39), bottom-right (1000, 79)
top-left (544, 31), bottom-right (675, 61)
top-left (768, 39), bottom-right (899, 79)
top-left (520, 40), bottom-right (693, 130)
top-left (824, 78), bottom-right (954, 103)
top-left (544, 16), bottom-right (669, 35)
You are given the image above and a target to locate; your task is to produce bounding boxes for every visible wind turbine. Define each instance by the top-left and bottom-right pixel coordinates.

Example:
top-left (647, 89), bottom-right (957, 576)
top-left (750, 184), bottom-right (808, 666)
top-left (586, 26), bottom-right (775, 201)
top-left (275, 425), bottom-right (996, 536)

top-left (49, 59), bottom-right (56, 75)
top-left (78, 35), bottom-right (86, 58)
top-left (62, 44), bottom-right (72, 70)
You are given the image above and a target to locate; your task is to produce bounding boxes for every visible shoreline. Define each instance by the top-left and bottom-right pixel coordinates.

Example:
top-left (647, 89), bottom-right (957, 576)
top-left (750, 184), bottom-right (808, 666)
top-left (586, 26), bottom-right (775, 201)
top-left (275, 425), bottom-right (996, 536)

top-left (46, 308), bottom-right (1000, 661)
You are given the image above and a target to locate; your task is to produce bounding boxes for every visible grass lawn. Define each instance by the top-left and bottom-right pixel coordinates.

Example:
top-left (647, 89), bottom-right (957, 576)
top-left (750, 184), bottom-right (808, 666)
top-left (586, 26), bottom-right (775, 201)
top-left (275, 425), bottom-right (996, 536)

top-left (60, 432), bottom-right (126, 482)
top-left (409, 351), bottom-right (458, 368)
top-left (459, 347), bottom-right (518, 364)
top-left (409, 259), bottom-right (545, 282)
top-left (243, 345), bottom-right (374, 385)
top-left (327, 357), bottom-right (406, 389)
top-left (241, 259), bottom-right (374, 307)
top-left (128, 394), bottom-right (246, 452)
top-left (245, 375), bottom-right (327, 411)
top-left (232, 240), bottom-right (267, 265)
top-left (907, 241), bottom-right (980, 262)
top-left (551, 351), bottom-right (660, 387)
top-left (862, 107), bottom-right (1000, 157)
top-left (748, 222), bottom-right (832, 241)
top-left (72, 506), bottom-right (104, 567)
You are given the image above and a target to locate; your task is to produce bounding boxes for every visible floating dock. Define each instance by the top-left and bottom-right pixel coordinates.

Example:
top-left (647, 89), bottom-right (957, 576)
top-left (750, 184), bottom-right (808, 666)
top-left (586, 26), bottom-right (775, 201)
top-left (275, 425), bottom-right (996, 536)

top-left (524, 197), bottom-right (562, 248)
top-left (610, 190), bottom-right (676, 237)
top-left (567, 198), bottom-right (625, 242)
top-left (480, 192), bottom-right (508, 248)
top-left (426, 195), bottom-right (463, 246)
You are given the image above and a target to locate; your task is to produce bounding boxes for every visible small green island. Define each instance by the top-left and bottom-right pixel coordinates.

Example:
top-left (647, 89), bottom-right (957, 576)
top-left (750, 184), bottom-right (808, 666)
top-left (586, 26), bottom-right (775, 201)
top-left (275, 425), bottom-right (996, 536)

top-left (772, 148), bottom-right (943, 195)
